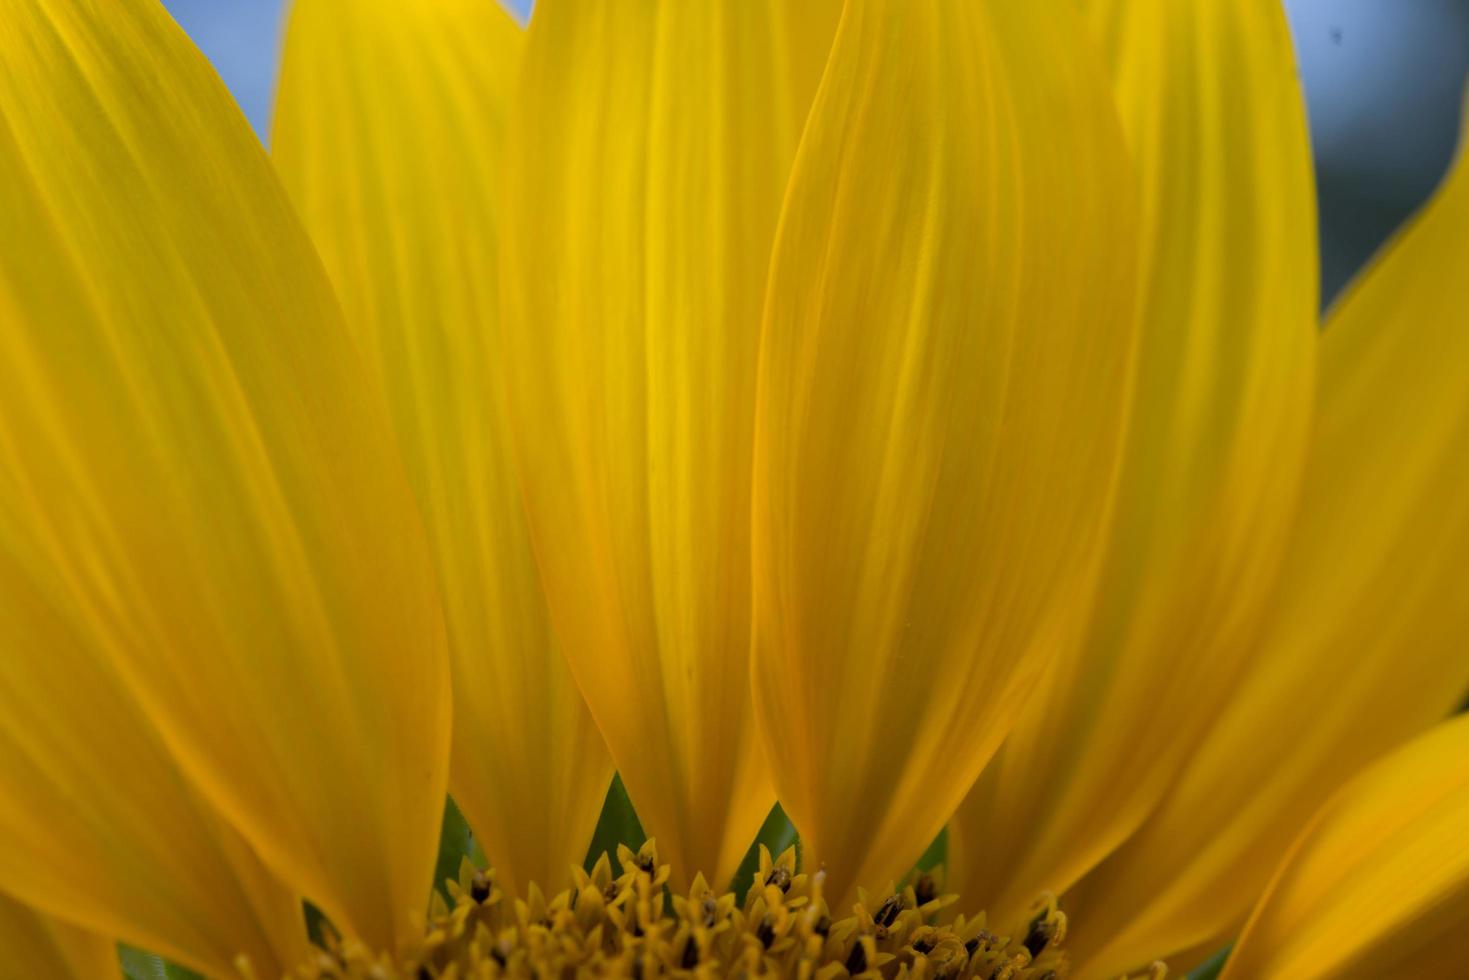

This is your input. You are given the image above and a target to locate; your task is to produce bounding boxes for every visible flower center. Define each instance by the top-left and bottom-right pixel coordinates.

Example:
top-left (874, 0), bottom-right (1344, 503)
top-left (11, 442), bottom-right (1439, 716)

top-left (291, 841), bottom-right (1151, 979)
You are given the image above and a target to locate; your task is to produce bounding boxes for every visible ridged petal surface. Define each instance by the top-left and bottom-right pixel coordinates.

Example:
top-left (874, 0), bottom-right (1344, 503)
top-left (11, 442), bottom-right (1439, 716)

top-left (951, 0), bottom-right (1318, 921)
top-left (273, 0), bottom-right (613, 896)
top-left (1067, 93), bottom-right (1469, 978)
top-left (751, 0), bottom-right (1139, 903)
top-left (500, 0), bottom-right (841, 887)
top-left (0, 894), bottom-right (119, 980)
top-left (0, 0), bottom-right (448, 951)
top-left (1222, 716), bottom-right (1469, 979)
top-left (0, 557), bottom-right (305, 975)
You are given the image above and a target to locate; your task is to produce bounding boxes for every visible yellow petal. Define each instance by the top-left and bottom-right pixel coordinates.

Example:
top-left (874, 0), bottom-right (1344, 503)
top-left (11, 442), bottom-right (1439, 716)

top-left (0, 0), bottom-right (448, 949)
top-left (272, 0), bottom-right (612, 896)
top-left (1065, 91), bottom-right (1469, 978)
top-left (950, 0), bottom-right (1318, 922)
top-left (1221, 715), bottom-right (1469, 979)
top-left (0, 893), bottom-right (118, 980)
top-left (750, 0), bottom-right (1139, 903)
top-left (0, 563), bottom-right (306, 976)
top-left (499, 0), bottom-right (841, 887)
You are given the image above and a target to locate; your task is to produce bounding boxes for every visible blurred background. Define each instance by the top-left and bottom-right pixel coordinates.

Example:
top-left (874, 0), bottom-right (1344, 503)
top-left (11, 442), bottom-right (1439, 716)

top-left (159, 0), bottom-right (1467, 305)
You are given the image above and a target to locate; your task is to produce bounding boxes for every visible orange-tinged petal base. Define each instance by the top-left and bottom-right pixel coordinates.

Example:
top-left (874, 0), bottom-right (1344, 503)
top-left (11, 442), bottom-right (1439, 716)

top-left (0, 894), bottom-right (119, 980)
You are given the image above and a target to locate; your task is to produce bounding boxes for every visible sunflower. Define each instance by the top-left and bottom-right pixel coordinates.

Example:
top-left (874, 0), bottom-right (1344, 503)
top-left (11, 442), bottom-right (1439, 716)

top-left (2, 0), bottom-right (1468, 977)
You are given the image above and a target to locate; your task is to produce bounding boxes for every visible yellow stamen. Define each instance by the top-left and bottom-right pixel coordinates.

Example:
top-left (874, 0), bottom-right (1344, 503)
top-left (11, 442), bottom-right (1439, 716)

top-left (290, 842), bottom-right (1125, 979)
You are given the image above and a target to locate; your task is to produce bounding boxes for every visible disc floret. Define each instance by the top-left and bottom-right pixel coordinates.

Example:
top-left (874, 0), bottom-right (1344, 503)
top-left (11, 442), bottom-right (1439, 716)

top-left (296, 841), bottom-right (1123, 979)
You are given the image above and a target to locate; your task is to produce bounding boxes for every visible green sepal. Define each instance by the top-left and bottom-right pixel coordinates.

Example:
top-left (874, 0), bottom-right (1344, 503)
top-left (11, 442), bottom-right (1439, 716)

top-left (729, 803), bottom-right (799, 900)
top-left (433, 795), bottom-right (483, 898)
top-left (583, 773), bottom-right (646, 871)
top-left (117, 945), bottom-right (203, 980)
top-left (915, 828), bottom-right (947, 874)
top-left (1187, 944), bottom-right (1232, 980)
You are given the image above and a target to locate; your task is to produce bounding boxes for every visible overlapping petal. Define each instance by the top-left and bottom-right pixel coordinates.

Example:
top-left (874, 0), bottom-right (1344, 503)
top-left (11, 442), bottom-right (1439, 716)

top-left (0, 894), bottom-right (118, 980)
top-left (272, 0), bottom-right (612, 896)
top-left (1066, 93), bottom-right (1469, 978)
top-left (951, 0), bottom-right (1318, 922)
top-left (1222, 716), bottom-right (1469, 979)
top-left (0, 559), bottom-right (304, 975)
top-left (0, 0), bottom-right (448, 951)
top-left (750, 0), bottom-right (1139, 903)
top-left (499, 0), bottom-right (841, 887)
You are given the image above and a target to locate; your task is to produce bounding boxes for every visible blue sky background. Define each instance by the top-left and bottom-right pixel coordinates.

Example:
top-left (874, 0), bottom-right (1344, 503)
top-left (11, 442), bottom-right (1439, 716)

top-left (160, 0), bottom-right (1467, 301)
